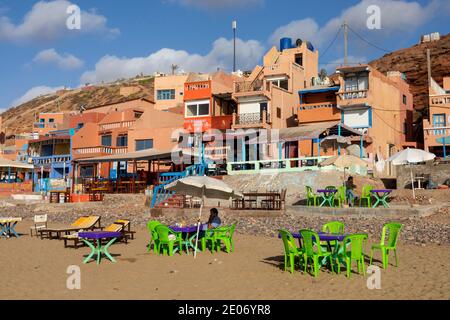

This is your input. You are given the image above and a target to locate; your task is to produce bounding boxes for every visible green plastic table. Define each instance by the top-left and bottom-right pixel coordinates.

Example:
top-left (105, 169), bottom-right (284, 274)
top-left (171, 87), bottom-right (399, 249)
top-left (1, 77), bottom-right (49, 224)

top-left (317, 189), bottom-right (337, 207)
top-left (78, 231), bottom-right (122, 265)
top-left (371, 189), bottom-right (392, 208)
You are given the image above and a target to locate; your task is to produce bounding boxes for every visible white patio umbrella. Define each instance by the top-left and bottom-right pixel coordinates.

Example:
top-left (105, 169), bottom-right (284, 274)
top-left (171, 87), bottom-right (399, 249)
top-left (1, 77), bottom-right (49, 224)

top-left (319, 154), bottom-right (369, 183)
top-left (387, 148), bottom-right (436, 200)
top-left (165, 176), bottom-right (243, 258)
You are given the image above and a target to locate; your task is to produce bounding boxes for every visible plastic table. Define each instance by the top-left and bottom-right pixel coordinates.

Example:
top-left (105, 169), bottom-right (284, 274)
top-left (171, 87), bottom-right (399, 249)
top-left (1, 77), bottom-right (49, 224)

top-left (371, 189), bottom-right (392, 208)
top-left (78, 231), bottom-right (122, 265)
top-left (171, 224), bottom-right (207, 252)
top-left (317, 189), bottom-right (337, 207)
top-left (0, 217), bottom-right (22, 238)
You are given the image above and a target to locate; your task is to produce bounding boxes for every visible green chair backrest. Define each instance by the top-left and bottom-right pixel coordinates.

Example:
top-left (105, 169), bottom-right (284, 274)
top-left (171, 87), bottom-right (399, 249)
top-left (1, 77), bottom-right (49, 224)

top-left (299, 229), bottom-right (325, 256)
top-left (337, 186), bottom-right (346, 201)
top-left (147, 221), bottom-right (162, 240)
top-left (213, 226), bottom-right (231, 238)
top-left (279, 229), bottom-right (301, 255)
top-left (361, 185), bottom-right (373, 197)
top-left (306, 186), bottom-right (315, 198)
top-left (322, 221), bottom-right (345, 234)
top-left (325, 186), bottom-right (337, 190)
top-left (229, 223), bottom-right (237, 238)
top-left (380, 222), bottom-right (403, 248)
top-left (342, 234), bottom-right (368, 259)
top-left (155, 225), bottom-right (175, 242)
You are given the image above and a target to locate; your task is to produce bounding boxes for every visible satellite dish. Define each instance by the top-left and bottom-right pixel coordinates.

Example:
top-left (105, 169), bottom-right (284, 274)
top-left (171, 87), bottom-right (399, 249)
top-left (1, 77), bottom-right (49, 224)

top-left (296, 39), bottom-right (303, 47)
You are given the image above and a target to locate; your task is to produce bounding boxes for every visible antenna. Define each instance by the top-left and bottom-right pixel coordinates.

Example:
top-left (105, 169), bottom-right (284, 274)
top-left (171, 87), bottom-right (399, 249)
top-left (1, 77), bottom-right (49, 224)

top-left (232, 20), bottom-right (237, 72)
top-left (343, 20), bottom-right (348, 66)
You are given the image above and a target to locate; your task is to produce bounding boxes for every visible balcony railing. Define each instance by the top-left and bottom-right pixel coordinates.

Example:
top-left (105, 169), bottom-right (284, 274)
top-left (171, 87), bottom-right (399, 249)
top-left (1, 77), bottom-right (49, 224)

top-left (430, 94), bottom-right (450, 106)
top-left (99, 121), bottom-right (135, 131)
top-left (32, 155), bottom-right (71, 165)
top-left (185, 81), bottom-right (210, 91)
top-left (234, 79), bottom-right (265, 93)
top-left (338, 89), bottom-right (368, 100)
top-left (73, 146), bottom-right (128, 156)
top-left (234, 112), bottom-right (270, 126)
top-left (33, 123), bottom-right (58, 129)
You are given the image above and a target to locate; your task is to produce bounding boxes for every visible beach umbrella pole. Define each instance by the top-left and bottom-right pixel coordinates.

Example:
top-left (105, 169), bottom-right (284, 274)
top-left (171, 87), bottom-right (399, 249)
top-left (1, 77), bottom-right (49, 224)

top-left (193, 188), bottom-right (205, 259)
top-left (410, 164), bottom-right (416, 201)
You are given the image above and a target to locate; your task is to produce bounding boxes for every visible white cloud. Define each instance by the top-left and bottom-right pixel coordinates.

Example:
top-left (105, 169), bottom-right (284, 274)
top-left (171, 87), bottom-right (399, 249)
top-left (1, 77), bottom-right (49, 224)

top-left (11, 85), bottom-right (65, 107)
top-left (33, 48), bottom-right (83, 70)
top-left (269, 0), bottom-right (443, 49)
top-left (81, 37), bottom-right (264, 84)
top-left (0, 0), bottom-right (119, 43)
top-left (167, 0), bottom-right (263, 9)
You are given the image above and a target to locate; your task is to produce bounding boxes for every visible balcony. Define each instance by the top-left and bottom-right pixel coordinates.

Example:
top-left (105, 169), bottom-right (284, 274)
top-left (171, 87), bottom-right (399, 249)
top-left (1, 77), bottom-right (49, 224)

top-left (232, 110), bottom-right (271, 129)
top-left (423, 122), bottom-right (450, 148)
top-left (430, 94), bottom-right (450, 106)
top-left (184, 115), bottom-right (233, 132)
top-left (32, 155), bottom-right (71, 166)
top-left (99, 121), bottom-right (135, 132)
top-left (72, 146), bottom-right (128, 159)
top-left (336, 89), bottom-right (370, 108)
top-left (264, 62), bottom-right (303, 77)
top-left (233, 79), bottom-right (271, 99)
top-left (184, 81), bottom-right (212, 100)
top-left (298, 103), bottom-right (340, 124)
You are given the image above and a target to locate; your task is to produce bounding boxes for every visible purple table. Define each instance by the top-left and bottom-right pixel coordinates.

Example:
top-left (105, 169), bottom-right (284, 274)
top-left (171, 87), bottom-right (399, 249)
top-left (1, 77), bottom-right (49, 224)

top-left (170, 224), bottom-right (207, 252)
top-left (78, 231), bottom-right (122, 265)
top-left (317, 189), bottom-right (338, 207)
top-left (370, 189), bottom-right (392, 208)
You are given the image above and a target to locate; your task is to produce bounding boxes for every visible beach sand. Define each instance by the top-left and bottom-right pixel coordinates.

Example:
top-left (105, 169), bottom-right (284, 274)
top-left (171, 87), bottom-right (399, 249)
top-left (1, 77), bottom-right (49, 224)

top-left (0, 221), bottom-right (449, 300)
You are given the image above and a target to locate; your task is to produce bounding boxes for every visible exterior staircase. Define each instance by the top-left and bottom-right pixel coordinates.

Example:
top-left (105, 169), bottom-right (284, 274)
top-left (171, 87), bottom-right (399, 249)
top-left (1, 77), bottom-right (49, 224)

top-left (150, 163), bottom-right (206, 208)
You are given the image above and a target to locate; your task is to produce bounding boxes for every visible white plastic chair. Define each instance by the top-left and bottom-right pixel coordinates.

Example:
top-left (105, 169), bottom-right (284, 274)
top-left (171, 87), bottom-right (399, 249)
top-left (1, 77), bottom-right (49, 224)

top-left (30, 214), bottom-right (48, 237)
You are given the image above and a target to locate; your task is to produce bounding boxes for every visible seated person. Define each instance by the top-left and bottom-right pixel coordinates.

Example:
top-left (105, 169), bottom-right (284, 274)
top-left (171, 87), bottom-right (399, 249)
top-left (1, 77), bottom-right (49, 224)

top-left (201, 208), bottom-right (221, 232)
top-left (345, 176), bottom-right (357, 206)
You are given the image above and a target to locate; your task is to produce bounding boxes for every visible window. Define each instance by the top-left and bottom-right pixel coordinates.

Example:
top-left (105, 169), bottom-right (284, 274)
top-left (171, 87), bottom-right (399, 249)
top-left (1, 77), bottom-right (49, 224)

top-left (77, 123), bottom-right (84, 129)
top-left (269, 78), bottom-right (289, 90)
top-left (433, 114), bottom-right (446, 135)
top-left (101, 135), bottom-right (112, 146)
top-left (116, 134), bottom-right (128, 147)
top-left (134, 112), bottom-right (143, 119)
top-left (136, 139), bottom-right (153, 151)
top-left (403, 121), bottom-right (408, 135)
top-left (295, 54), bottom-right (303, 66)
top-left (80, 165), bottom-right (94, 178)
top-left (403, 95), bottom-right (407, 105)
top-left (277, 107), bottom-right (282, 119)
top-left (186, 101), bottom-right (210, 117)
top-left (157, 89), bottom-right (175, 100)
top-left (48, 118), bottom-right (55, 123)
top-left (345, 73), bottom-right (368, 91)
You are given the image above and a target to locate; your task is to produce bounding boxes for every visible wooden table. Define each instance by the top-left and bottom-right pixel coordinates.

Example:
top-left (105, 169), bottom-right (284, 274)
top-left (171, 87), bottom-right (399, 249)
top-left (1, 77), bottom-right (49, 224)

top-left (233, 193), bottom-right (281, 210)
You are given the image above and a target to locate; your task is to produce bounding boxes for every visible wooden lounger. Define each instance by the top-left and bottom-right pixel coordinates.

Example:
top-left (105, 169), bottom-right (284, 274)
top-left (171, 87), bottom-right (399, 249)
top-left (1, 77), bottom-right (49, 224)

top-left (39, 216), bottom-right (101, 240)
top-left (62, 219), bottom-right (135, 249)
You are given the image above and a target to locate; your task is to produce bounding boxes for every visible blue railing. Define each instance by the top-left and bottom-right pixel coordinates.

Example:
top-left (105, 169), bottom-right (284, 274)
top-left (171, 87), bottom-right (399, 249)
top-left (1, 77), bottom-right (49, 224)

top-left (150, 163), bottom-right (207, 208)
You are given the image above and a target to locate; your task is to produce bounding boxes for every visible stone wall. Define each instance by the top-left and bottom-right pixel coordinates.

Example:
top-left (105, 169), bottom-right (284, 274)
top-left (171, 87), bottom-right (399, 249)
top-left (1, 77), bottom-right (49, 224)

top-left (396, 162), bottom-right (450, 189)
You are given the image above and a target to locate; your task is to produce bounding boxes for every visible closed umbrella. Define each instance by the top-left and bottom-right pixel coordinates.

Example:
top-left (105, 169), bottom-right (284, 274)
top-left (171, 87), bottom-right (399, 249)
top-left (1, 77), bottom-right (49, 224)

top-left (387, 148), bottom-right (436, 200)
top-left (165, 176), bottom-right (243, 258)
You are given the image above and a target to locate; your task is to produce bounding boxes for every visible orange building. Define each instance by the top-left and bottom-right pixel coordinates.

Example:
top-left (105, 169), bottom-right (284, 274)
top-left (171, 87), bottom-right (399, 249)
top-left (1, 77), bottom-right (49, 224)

top-left (232, 38), bottom-right (318, 131)
top-left (154, 74), bottom-right (189, 111)
top-left (423, 76), bottom-right (450, 156)
top-left (335, 65), bottom-right (415, 163)
top-left (33, 112), bottom-right (70, 136)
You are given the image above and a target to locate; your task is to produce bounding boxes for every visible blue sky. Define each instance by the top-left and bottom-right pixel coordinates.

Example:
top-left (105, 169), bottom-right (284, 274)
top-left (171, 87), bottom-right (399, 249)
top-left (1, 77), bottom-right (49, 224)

top-left (0, 0), bottom-right (449, 110)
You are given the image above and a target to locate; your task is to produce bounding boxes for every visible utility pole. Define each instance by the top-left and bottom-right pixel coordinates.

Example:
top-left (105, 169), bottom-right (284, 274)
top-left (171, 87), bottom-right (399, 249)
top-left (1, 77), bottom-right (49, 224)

top-left (343, 20), bottom-right (348, 66)
top-left (427, 48), bottom-right (432, 87)
top-left (232, 20), bottom-right (237, 72)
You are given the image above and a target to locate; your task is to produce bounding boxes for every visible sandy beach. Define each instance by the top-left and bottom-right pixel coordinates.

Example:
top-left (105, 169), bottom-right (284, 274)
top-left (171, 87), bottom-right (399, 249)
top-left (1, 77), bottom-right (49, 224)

top-left (1, 220), bottom-right (449, 300)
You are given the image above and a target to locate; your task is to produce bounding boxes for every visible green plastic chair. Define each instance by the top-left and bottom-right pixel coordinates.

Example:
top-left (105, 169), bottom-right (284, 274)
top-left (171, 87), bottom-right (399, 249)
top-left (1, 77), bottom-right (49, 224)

top-left (147, 220), bottom-right (162, 253)
top-left (337, 234), bottom-right (368, 278)
top-left (322, 221), bottom-right (345, 234)
top-left (370, 223), bottom-right (403, 269)
top-left (279, 229), bottom-right (304, 273)
top-left (200, 228), bottom-right (215, 252)
top-left (306, 186), bottom-right (319, 207)
top-left (212, 225), bottom-right (235, 253)
top-left (299, 229), bottom-right (334, 277)
top-left (334, 186), bottom-right (347, 207)
top-left (154, 225), bottom-right (183, 256)
top-left (359, 185), bottom-right (373, 207)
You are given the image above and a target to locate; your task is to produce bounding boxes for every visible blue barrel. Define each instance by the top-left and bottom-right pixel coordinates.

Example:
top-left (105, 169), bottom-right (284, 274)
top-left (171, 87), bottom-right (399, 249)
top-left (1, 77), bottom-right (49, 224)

top-left (280, 38), bottom-right (293, 51)
top-left (306, 41), bottom-right (315, 51)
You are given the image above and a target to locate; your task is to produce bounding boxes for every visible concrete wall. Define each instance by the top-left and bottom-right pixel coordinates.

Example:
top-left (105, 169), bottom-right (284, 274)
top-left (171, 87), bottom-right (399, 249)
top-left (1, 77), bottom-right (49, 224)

top-left (88, 98), bottom-right (154, 114)
top-left (396, 162), bottom-right (450, 188)
top-left (154, 74), bottom-right (188, 110)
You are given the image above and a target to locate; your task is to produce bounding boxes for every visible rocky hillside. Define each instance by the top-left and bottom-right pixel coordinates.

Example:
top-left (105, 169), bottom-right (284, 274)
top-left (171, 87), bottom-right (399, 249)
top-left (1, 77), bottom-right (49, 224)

top-left (369, 33), bottom-right (450, 113)
top-left (0, 77), bottom-right (154, 135)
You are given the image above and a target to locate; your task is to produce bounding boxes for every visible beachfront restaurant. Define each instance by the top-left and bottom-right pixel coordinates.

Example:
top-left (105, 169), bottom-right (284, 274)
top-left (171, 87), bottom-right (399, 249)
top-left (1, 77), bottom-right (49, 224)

top-left (226, 121), bottom-right (364, 175)
top-left (0, 157), bottom-right (34, 196)
top-left (71, 148), bottom-right (188, 194)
